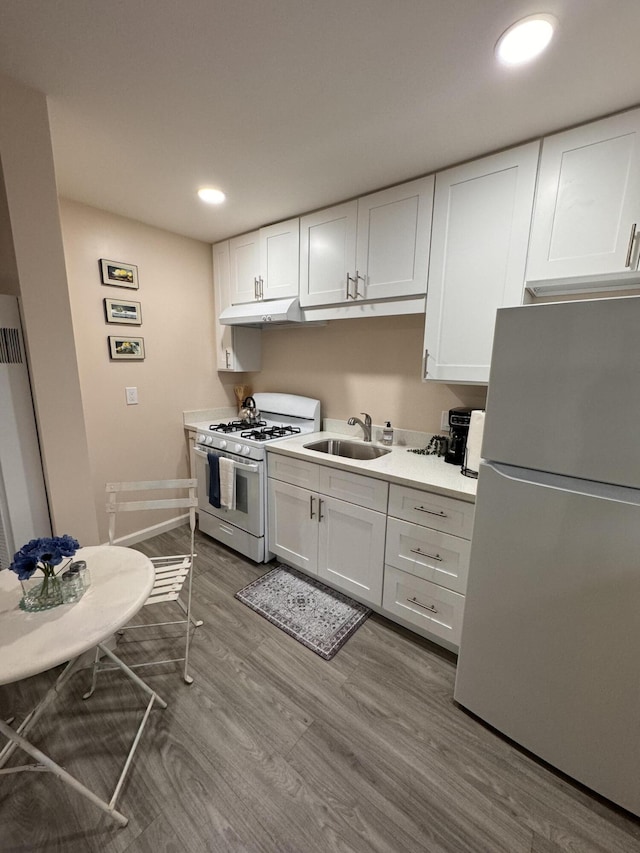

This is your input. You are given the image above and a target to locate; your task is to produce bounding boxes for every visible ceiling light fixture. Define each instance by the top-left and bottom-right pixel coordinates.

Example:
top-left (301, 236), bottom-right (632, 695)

top-left (197, 187), bottom-right (226, 204)
top-left (495, 14), bottom-right (557, 66)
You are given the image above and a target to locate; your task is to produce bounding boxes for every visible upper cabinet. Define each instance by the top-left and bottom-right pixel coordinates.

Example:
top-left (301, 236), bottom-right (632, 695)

top-left (213, 241), bottom-right (261, 372)
top-left (229, 218), bottom-right (299, 305)
top-left (423, 142), bottom-right (539, 384)
top-left (527, 109), bottom-right (640, 283)
top-left (299, 176), bottom-right (434, 308)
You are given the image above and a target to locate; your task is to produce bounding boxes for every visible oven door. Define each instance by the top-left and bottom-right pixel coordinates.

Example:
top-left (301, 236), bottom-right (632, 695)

top-left (194, 447), bottom-right (264, 537)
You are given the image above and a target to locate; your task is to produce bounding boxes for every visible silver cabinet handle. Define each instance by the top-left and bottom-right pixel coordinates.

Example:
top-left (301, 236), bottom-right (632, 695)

top-left (409, 547), bottom-right (443, 562)
top-left (626, 223), bottom-right (638, 268)
top-left (423, 348), bottom-right (429, 379)
top-left (259, 276), bottom-right (264, 299)
top-left (414, 506), bottom-right (448, 518)
top-left (225, 349), bottom-right (231, 369)
top-left (408, 596), bottom-right (438, 613)
top-left (310, 495), bottom-right (315, 519)
top-left (254, 277), bottom-right (259, 300)
top-left (346, 272), bottom-right (356, 299)
top-left (355, 270), bottom-right (365, 298)
top-left (318, 497), bottom-right (324, 521)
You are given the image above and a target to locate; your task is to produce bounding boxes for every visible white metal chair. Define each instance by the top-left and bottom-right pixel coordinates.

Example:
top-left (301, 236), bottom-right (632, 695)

top-left (84, 479), bottom-right (202, 697)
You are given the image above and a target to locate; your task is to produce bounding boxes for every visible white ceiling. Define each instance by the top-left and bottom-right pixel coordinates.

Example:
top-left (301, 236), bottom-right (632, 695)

top-left (1, 1), bottom-right (640, 244)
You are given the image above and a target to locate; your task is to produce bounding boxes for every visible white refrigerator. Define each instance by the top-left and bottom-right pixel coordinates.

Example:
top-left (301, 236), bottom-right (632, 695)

top-left (454, 295), bottom-right (640, 818)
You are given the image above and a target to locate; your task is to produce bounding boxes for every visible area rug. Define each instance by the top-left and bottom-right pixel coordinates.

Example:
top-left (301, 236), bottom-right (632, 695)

top-left (235, 564), bottom-right (371, 660)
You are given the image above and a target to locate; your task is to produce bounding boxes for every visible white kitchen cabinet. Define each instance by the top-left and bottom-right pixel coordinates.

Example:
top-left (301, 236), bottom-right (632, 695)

top-left (268, 477), bottom-right (319, 575)
top-left (422, 142), bottom-right (539, 384)
top-left (213, 241), bottom-right (261, 372)
top-left (383, 483), bottom-right (474, 650)
top-left (527, 108), bottom-right (640, 283)
top-left (229, 230), bottom-right (260, 304)
top-left (268, 455), bottom-right (388, 606)
top-left (299, 176), bottom-right (433, 309)
top-left (259, 218), bottom-right (300, 301)
top-left (229, 219), bottom-right (299, 305)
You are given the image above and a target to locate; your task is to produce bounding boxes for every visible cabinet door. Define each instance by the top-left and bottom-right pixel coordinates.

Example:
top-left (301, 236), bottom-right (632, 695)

top-left (267, 479), bottom-right (318, 574)
top-left (299, 201), bottom-right (358, 307)
top-left (423, 142), bottom-right (539, 384)
top-left (229, 231), bottom-right (260, 304)
top-left (356, 176), bottom-right (434, 300)
top-left (260, 218), bottom-right (299, 301)
top-left (317, 496), bottom-right (385, 606)
top-left (213, 241), bottom-right (261, 372)
top-left (527, 109), bottom-right (640, 281)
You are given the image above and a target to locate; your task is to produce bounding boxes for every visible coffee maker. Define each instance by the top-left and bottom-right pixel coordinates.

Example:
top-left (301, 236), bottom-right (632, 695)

top-left (445, 407), bottom-right (472, 466)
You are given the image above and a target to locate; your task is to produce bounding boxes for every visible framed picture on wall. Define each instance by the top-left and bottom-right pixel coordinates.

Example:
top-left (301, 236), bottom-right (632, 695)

top-left (99, 258), bottom-right (139, 289)
top-left (108, 336), bottom-right (145, 360)
top-left (104, 297), bottom-right (142, 325)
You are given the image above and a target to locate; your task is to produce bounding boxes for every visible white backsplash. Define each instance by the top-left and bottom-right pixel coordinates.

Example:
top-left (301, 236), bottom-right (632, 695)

top-left (323, 418), bottom-right (433, 449)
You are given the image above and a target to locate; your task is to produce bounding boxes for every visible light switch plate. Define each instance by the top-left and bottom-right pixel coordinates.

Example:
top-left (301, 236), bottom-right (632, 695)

top-left (125, 386), bottom-right (138, 405)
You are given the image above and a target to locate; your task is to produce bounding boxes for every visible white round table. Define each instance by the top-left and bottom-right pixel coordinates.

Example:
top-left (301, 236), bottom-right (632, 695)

top-left (0, 545), bottom-right (154, 684)
top-left (0, 545), bottom-right (166, 826)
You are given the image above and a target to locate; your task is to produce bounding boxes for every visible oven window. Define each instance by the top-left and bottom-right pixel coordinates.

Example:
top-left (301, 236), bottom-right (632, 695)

top-left (235, 471), bottom-right (249, 515)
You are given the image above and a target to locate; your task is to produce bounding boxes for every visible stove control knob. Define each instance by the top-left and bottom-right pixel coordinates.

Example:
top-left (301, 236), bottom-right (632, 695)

top-left (233, 443), bottom-right (242, 454)
top-left (219, 440), bottom-right (227, 450)
top-left (241, 446), bottom-right (251, 456)
top-left (206, 435), bottom-right (214, 445)
top-left (197, 434), bottom-right (206, 444)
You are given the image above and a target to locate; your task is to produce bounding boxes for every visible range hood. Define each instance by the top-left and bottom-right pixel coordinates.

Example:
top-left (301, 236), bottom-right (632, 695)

top-left (526, 270), bottom-right (640, 297)
top-left (219, 297), bottom-right (304, 326)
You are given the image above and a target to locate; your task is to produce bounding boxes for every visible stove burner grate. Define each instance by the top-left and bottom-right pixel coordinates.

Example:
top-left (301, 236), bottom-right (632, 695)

top-left (240, 425), bottom-right (302, 441)
top-left (210, 420), bottom-right (267, 433)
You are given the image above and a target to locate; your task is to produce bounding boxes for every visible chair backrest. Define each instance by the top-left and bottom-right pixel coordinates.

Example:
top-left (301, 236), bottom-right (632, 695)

top-left (105, 479), bottom-right (198, 548)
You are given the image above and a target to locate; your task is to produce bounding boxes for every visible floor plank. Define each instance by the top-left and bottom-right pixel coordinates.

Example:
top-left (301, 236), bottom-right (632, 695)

top-left (1, 527), bottom-right (639, 852)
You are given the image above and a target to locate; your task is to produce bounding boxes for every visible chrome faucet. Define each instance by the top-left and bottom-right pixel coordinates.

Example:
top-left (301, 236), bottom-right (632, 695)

top-left (348, 412), bottom-right (372, 442)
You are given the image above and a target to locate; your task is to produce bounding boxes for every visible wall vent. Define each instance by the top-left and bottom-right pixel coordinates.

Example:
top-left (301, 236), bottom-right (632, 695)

top-left (0, 327), bottom-right (23, 364)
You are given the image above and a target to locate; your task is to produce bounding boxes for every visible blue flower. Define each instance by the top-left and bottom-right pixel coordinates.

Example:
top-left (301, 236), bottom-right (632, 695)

top-left (9, 535), bottom-right (80, 581)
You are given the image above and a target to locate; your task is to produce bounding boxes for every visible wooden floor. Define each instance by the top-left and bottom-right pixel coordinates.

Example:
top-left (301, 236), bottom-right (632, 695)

top-left (1, 526), bottom-right (639, 853)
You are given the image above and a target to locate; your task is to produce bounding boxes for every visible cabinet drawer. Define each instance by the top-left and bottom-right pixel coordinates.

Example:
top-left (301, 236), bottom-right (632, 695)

top-left (268, 454), bottom-right (320, 490)
top-left (385, 517), bottom-right (469, 594)
top-left (388, 484), bottom-right (474, 538)
top-left (318, 466), bottom-right (388, 512)
top-left (382, 566), bottom-right (465, 647)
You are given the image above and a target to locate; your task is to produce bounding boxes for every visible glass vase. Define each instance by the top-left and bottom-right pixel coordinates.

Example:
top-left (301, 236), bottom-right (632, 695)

top-left (20, 570), bottom-right (64, 612)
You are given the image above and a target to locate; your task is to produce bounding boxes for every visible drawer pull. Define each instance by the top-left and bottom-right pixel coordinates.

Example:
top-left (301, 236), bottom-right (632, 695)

top-left (414, 506), bottom-right (448, 518)
top-left (310, 495), bottom-right (315, 519)
top-left (408, 596), bottom-right (438, 613)
top-left (410, 547), bottom-right (442, 561)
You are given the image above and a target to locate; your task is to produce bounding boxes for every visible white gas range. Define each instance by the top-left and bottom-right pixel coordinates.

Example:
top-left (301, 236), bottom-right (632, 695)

top-left (193, 393), bottom-right (321, 562)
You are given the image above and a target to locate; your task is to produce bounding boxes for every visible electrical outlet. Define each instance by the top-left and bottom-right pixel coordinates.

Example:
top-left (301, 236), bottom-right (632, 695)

top-left (125, 386), bottom-right (138, 405)
top-left (440, 410), bottom-right (450, 431)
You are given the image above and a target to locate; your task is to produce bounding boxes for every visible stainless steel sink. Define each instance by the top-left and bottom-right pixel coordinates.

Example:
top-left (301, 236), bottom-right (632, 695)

top-left (303, 439), bottom-right (391, 460)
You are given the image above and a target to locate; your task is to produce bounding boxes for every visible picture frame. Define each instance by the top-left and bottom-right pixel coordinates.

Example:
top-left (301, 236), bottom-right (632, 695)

top-left (104, 297), bottom-right (142, 325)
top-left (108, 336), bottom-right (145, 360)
top-left (99, 258), bottom-right (139, 289)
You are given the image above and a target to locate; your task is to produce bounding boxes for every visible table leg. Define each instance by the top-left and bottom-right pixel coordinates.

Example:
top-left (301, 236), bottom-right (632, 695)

top-left (0, 644), bottom-right (168, 826)
top-left (0, 716), bottom-right (128, 826)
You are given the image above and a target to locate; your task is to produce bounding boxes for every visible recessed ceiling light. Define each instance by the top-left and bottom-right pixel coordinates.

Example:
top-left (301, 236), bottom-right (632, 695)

top-left (495, 14), bottom-right (557, 66)
top-left (198, 187), bottom-right (226, 205)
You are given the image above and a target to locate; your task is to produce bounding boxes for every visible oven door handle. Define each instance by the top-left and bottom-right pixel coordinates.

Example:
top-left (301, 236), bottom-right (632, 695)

top-left (194, 447), bottom-right (260, 472)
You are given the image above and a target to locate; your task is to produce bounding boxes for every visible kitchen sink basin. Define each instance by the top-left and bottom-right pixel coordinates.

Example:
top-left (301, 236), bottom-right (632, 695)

top-left (303, 439), bottom-right (391, 460)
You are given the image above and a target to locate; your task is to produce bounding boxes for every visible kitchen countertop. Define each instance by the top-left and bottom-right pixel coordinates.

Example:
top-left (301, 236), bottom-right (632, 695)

top-left (267, 431), bottom-right (477, 502)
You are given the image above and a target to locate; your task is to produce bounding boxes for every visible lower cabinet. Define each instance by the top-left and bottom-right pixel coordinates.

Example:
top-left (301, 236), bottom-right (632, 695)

top-left (268, 456), bottom-right (387, 606)
top-left (267, 452), bottom-right (476, 650)
top-left (383, 484), bottom-right (475, 651)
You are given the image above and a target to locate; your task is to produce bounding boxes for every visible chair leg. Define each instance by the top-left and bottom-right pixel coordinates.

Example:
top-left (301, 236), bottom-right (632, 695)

top-left (176, 596), bottom-right (203, 628)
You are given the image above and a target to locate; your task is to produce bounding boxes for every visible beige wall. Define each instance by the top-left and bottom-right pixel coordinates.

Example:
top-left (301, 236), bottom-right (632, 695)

top-left (253, 314), bottom-right (487, 433)
top-left (0, 73), bottom-right (99, 545)
top-left (59, 199), bottom-right (239, 542)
